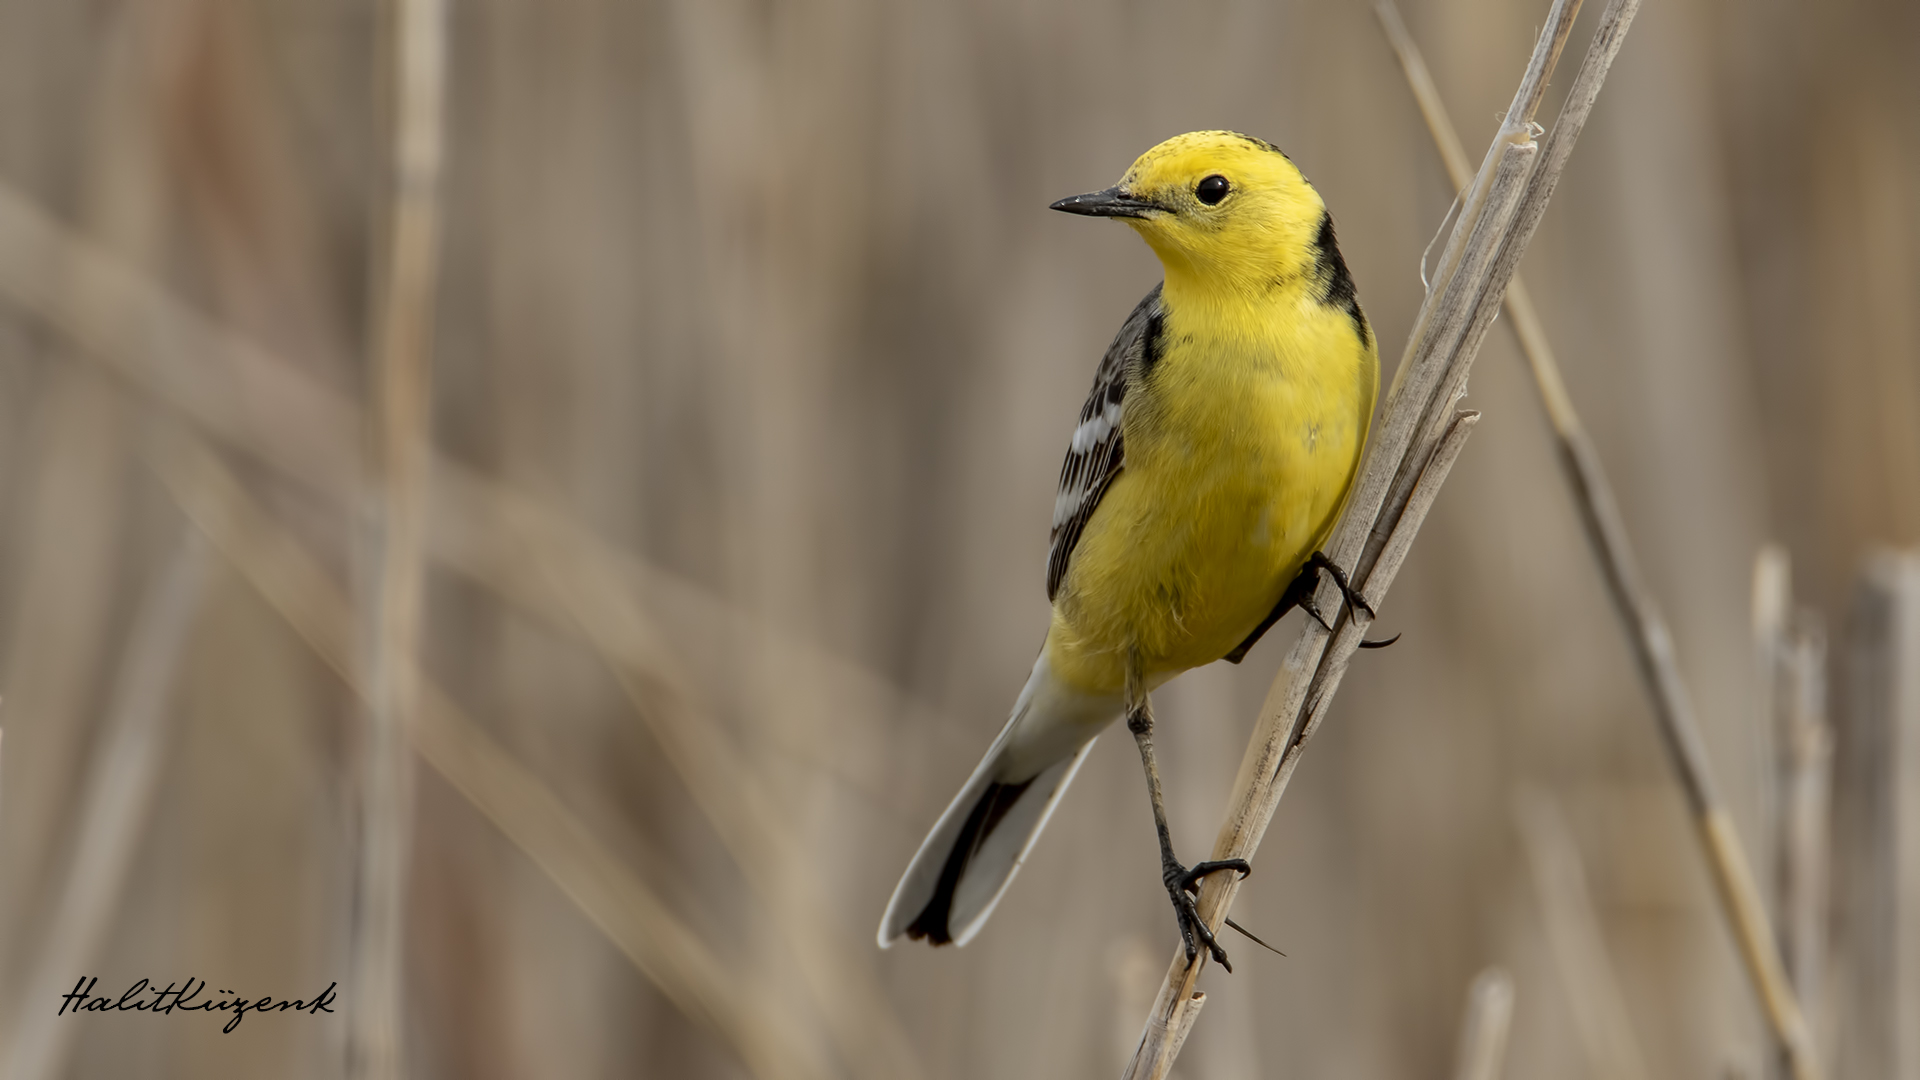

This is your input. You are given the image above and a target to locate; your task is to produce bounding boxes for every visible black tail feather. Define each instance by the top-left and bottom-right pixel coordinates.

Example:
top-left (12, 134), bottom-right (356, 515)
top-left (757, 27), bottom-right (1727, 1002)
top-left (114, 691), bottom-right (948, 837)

top-left (904, 777), bottom-right (1033, 944)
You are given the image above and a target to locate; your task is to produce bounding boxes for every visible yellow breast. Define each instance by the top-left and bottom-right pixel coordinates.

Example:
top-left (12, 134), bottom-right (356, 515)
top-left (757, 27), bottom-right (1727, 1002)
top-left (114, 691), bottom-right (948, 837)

top-left (1045, 283), bottom-right (1377, 695)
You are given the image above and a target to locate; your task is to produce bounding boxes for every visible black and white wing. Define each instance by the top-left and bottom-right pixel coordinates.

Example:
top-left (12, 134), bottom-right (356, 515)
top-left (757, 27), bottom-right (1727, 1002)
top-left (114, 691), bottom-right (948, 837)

top-left (1046, 284), bottom-right (1164, 600)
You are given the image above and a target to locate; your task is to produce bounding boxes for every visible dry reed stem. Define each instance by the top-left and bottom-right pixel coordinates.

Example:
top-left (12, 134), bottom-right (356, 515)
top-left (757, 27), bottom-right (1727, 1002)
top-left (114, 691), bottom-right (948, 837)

top-left (350, 1), bottom-right (449, 1076)
top-left (1752, 548), bottom-right (1832, 1038)
top-left (1780, 623), bottom-right (1832, 1029)
top-left (154, 432), bottom-right (835, 1080)
top-left (1839, 552), bottom-right (1920, 1080)
top-left (2, 532), bottom-right (209, 1080)
top-left (1513, 786), bottom-right (1652, 1080)
top-left (1755, 545), bottom-right (1790, 875)
top-left (1124, 0), bottom-right (1611, 1070)
top-left (1451, 968), bottom-right (1515, 1080)
top-left (1159, 991), bottom-right (1205, 1067)
top-left (1376, 11), bottom-right (1825, 1073)
top-left (0, 177), bottom-right (925, 1074)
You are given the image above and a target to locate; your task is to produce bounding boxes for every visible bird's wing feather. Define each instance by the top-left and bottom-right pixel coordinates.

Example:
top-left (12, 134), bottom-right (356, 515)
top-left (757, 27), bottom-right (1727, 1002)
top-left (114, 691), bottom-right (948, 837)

top-left (1047, 284), bottom-right (1162, 600)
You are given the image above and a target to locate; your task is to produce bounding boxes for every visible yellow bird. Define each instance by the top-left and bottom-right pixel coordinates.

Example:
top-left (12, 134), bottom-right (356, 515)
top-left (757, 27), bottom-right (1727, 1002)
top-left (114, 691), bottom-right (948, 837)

top-left (878, 131), bottom-right (1381, 967)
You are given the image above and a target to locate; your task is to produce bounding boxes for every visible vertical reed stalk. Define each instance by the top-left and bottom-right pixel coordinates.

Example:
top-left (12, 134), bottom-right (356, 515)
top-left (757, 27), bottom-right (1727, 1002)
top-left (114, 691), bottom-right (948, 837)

top-left (1376, 10), bottom-right (1827, 1075)
top-left (352, 1), bottom-right (448, 1076)
top-left (1835, 552), bottom-right (1920, 1080)
top-left (1779, 619), bottom-right (1831, 1036)
top-left (1755, 546), bottom-right (1790, 914)
top-left (1752, 548), bottom-right (1832, 1055)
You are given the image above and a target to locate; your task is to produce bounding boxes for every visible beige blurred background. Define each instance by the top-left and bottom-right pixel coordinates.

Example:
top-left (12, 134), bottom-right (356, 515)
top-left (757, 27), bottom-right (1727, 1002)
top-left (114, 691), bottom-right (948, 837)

top-left (0, 0), bottom-right (1915, 1077)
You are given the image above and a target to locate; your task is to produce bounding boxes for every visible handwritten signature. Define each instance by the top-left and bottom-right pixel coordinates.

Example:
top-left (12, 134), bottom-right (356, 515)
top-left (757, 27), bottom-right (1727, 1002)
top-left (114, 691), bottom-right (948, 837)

top-left (58, 977), bottom-right (337, 1034)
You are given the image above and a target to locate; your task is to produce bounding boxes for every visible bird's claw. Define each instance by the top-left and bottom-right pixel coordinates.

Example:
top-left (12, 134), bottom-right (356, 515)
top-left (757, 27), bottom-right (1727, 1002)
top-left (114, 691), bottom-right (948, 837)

top-left (1299, 593), bottom-right (1333, 634)
top-left (1161, 859), bottom-right (1253, 971)
top-left (1178, 858), bottom-right (1252, 895)
top-left (1307, 551), bottom-right (1375, 621)
top-left (1305, 552), bottom-right (1399, 647)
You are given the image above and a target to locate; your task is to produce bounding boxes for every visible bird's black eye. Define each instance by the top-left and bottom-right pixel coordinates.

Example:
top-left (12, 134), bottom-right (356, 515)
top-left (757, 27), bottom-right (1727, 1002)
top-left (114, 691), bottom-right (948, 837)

top-left (1196, 174), bottom-right (1230, 205)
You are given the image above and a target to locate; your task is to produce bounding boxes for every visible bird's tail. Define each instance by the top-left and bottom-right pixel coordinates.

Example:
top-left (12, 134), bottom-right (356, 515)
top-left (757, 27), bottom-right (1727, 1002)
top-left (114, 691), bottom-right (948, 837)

top-left (877, 652), bottom-right (1118, 948)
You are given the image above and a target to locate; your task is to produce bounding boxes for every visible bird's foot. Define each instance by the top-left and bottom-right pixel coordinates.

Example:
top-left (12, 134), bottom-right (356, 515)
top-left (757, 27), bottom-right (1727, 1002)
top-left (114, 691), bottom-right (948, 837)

top-left (1304, 552), bottom-right (1399, 648)
top-left (1160, 858), bottom-right (1252, 971)
top-left (1306, 551), bottom-right (1374, 620)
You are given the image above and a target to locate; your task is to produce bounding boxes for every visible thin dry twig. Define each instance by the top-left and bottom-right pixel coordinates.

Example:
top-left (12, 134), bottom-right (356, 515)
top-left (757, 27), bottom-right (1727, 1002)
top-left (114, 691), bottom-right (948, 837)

top-left (2, 532), bottom-right (209, 1080)
top-left (1452, 967), bottom-right (1516, 1080)
top-left (1375, 10), bottom-right (1825, 1073)
top-left (349, 1), bottom-right (450, 1076)
top-left (1122, 0), bottom-right (1619, 1071)
top-left (1513, 786), bottom-right (1652, 1080)
top-left (154, 432), bottom-right (835, 1080)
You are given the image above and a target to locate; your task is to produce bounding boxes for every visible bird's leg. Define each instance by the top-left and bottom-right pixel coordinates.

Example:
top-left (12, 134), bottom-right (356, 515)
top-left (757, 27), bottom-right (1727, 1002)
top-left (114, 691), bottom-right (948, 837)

top-left (1123, 675), bottom-right (1252, 971)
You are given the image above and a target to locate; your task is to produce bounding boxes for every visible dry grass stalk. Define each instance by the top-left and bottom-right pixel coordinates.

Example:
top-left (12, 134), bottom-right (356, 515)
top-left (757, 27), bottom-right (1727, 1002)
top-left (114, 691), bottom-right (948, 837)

top-left (1755, 545), bottom-right (1790, 887)
top-left (0, 175), bottom-right (923, 1079)
top-left (1452, 967), bottom-right (1515, 1080)
top-left (1122, 0), bottom-right (1619, 1070)
top-left (1375, 11), bottom-right (1825, 1074)
top-left (1751, 549), bottom-right (1832, 1040)
top-left (2, 532), bottom-right (208, 1080)
top-left (1835, 552), bottom-right (1920, 1080)
top-left (1779, 622), bottom-right (1832, 1034)
top-left (351, 1), bottom-right (450, 1075)
top-left (154, 432), bottom-right (835, 1080)
top-left (1513, 786), bottom-right (1651, 1080)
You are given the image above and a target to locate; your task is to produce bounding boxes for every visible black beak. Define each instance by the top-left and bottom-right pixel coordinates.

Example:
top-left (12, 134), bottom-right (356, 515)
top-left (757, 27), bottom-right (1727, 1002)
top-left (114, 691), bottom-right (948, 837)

top-left (1049, 186), bottom-right (1164, 219)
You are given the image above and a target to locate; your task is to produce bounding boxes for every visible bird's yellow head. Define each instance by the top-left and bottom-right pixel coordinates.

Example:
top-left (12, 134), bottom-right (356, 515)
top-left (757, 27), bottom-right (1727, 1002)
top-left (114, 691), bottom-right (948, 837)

top-left (1051, 130), bottom-right (1329, 296)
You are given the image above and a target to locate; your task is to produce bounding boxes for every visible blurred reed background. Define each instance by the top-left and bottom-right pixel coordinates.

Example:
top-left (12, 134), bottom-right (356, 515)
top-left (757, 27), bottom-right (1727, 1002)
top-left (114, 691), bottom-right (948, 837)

top-left (0, 0), bottom-right (1914, 1077)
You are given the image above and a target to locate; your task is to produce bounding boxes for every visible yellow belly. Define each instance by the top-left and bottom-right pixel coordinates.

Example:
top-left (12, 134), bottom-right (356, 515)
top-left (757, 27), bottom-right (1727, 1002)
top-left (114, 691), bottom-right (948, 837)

top-left (1044, 302), bottom-right (1374, 696)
